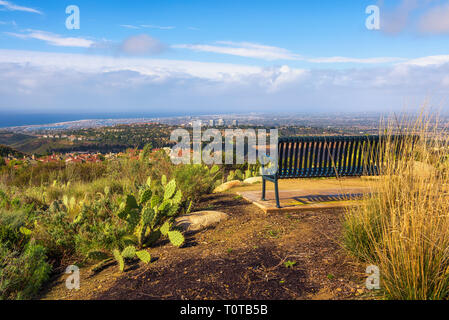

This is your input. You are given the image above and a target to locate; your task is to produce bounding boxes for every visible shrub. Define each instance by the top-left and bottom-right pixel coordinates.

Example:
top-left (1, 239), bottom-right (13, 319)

top-left (173, 164), bottom-right (221, 205)
top-left (33, 211), bottom-right (77, 264)
top-left (0, 211), bottom-right (29, 249)
top-left (0, 241), bottom-right (51, 300)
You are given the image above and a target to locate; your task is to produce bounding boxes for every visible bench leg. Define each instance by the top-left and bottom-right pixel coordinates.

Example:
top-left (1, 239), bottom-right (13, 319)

top-left (274, 179), bottom-right (281, 208)
top-left (261, 178), bottom-right (266, 201)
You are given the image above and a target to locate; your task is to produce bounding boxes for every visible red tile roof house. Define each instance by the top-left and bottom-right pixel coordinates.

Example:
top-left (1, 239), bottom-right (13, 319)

top-left (38, 155), bottom-right (62, 163)
top-left (65, 157), bottom-right (83, 164)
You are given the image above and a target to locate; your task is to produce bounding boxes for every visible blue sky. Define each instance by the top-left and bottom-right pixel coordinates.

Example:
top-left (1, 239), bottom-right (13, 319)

top-left (0, 0), bottom-right (449, 114)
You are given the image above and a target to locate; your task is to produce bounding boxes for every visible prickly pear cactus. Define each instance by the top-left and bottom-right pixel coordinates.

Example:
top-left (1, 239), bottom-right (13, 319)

top-left (168, 230), bottom-right (185, 247)
top-left (113, 249), bottom-right (125, 272)
top-left (136, 250), bottom-right (151, 264)
top-left (115, 175), bottom-right (184, 251)
top-left (164, 179), bottom-right (176, 200)
top-left (160, 221), bottom-right (172, 236)
top-left (125, 194), bottom-right (138, 210)
top-left (139, 189), bottom-right (152, 205)
top-left (121, 246), bottom-right (136, 259)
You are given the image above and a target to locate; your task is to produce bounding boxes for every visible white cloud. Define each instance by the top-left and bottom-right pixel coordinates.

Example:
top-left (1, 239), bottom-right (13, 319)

top-left (0, 49), bottom-right (447, 114)
top-left (0, 0), bottom-right (42, 14)
top-left (173, 41), bottom-right (302, 61)
top-left (120, 24), bottom-right (141, 30)
top-left (119, 34), bottom-right (166, 56)
top-left (5, 30), bottom-right (94, 48)
top-left (174, 40), bottom-right (405, 64)
top-left (5, 30), bottom-right (169, 55)
top-left (402, 55), bottom-right (449, 66)
top-left (0, 20), bottom-right (15, 25)
top-left (141, 25), bottom-right (175, 30)
top-left (418, 3), bottom-right (449, 34)
top-left (0, 49), bottom-right (265, 81)
top-left (306, 56), bottom-right (405, 64)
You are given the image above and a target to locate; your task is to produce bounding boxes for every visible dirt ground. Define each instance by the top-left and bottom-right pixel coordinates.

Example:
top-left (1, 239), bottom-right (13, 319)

top-left (40, 192), bottom-right (371, 300)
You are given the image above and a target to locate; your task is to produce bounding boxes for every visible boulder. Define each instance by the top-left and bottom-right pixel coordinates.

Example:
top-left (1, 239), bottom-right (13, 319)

top-left (175, 211), bottom-right (229, 233)
top-left (213, 180), bottom-right (243, 193)
top-left (243, 176), bottom-right (262, 184)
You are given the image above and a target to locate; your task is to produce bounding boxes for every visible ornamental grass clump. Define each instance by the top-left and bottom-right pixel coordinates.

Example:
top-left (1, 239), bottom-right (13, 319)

top-left (343, 111), bottom-right (449, 300)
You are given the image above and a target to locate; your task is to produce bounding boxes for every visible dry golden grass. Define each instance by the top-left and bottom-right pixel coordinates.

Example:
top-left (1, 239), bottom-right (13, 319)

top-left (343, 110), bottom-right (449, 299)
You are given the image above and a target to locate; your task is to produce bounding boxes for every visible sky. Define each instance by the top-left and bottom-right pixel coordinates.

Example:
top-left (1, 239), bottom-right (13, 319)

top-left (0, 0), bottom-right (449, 115)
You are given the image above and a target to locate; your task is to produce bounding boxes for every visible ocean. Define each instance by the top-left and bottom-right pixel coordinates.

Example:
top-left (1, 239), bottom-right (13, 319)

top-left (0, 112), bottom-right (201, 128)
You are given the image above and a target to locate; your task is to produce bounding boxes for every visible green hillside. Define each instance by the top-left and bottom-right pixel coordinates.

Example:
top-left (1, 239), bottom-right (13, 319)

top-left (0, 144), bottom-right (26, 158)
top-left (0, 131), bottom-right (35, 146)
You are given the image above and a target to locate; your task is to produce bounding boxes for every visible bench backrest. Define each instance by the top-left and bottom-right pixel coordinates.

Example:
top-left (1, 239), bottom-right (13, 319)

top-left (275, 135), bottom-right (405, 178)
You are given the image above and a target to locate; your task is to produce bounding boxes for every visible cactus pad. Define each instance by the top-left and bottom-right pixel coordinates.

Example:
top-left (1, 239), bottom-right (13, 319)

top-left (164, 179), bottom-right (177, 200)
top-left (160, 221), bottom-right (172, 236)
top-left (113, 249), bottom-right (125, 272)
top-left (121, 246), bottom-right (136, 259)
top-left (136, 250), bottom-right (151, 264)
top-left (139, 189), bottom-right (152, 205)
top-left (168, 230), bottom-right (185, 247)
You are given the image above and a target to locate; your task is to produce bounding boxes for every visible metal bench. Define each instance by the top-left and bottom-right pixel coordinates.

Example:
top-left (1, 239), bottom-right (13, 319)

top-left (261, 135), bottom-right (406, 208)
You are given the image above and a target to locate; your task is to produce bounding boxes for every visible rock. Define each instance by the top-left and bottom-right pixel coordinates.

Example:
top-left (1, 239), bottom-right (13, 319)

top-left (175, 211), bottom-right (229, 233)
top-left (243, 176), bottom-right (262, 184)
top-left (213, 180), bottom-right (243, 193)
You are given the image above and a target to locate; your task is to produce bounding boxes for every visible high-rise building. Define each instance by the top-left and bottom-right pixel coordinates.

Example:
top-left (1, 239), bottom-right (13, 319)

top-left (217, 119), bottom-right (224, 126)
top-left (232, 120), bottom-right (238, 126)
top-left (209, 119), bottom-right (215, 126)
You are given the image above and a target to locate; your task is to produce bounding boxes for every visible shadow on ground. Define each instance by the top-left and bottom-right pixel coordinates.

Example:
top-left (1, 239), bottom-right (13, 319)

top-left (94, 245), bottom-right (315, 300)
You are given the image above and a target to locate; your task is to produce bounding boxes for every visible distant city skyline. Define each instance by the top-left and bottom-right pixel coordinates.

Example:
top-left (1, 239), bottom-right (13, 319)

top-left (0, 0), bottom-right (449, 114)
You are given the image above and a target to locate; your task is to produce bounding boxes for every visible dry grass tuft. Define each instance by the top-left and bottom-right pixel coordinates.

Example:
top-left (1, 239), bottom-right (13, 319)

top-left (343, 110), bottom-right (449, 299)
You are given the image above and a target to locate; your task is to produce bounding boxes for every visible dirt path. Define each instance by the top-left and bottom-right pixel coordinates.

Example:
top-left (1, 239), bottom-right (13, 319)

top-left (40, 193), bottom-right (368, 300)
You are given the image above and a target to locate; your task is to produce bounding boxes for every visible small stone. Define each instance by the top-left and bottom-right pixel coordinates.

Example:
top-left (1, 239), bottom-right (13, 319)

top-left (213, 180), bottom-right (243, 193)
top-left (175, 211), bottom-right (229, 233)
top-left (243, 176), bottom-right (262, 184)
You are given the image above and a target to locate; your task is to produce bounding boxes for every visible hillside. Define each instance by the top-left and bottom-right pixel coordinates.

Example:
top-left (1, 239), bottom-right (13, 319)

top-left (0, 144), bottom-right (26, 158)
top-left (0, 131), bottom-right (35, 146)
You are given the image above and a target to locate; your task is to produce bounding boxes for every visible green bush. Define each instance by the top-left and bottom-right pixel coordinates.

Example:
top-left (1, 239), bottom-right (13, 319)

top-left (174, 164), bottom-right (221, 205)
top-left (33, 211), bottom-right (77, 263)
top-left (0, 241), bottom-right (51, 300)
top-left (0, 153), bottom-right (224, 295)
top-left (0, 211), bottom-right (29, 249)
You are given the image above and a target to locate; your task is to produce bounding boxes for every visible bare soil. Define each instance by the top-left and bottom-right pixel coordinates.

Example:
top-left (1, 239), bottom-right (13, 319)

top-left (40, 193), bottom-right (369, 300)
